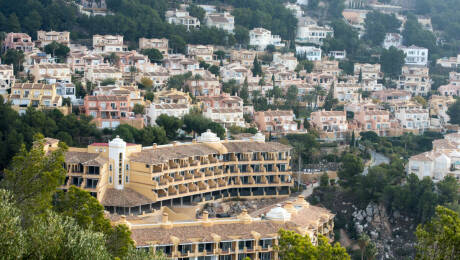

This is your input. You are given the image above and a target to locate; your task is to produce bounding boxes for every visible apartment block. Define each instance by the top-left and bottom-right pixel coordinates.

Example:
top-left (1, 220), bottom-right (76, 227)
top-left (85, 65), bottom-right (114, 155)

top-left (2, 33), bottom-right (34, 53)
top-left (9, 83), bottom-right (63, 114)
top-left (398, 65), bottom-right (431, 96)
top-left (254, 110), bottom-right (298, 133)
top-left (205, 12), bottom-right (235, 33)
top-left (310, 110), bottom-right (348, 140)
top-left (61, 131), bottom-right (294, 213)
top-left (93, 35), bottom-right (125, 53)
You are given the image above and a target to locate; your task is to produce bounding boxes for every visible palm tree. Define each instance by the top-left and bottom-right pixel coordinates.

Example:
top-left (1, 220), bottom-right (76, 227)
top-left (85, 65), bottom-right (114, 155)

top-left (358, 234), bottom-right (371, 260)
top-left (129, 65), bottom-right (137, 84)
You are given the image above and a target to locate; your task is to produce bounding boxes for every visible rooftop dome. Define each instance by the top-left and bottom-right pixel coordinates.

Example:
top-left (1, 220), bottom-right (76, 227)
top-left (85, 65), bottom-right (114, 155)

top-left (251, 132), bottom-right (265, 143)
top-left (197, 129), bottom-right (220, 143)
top-left (266, 204), bottom-right (291, 221)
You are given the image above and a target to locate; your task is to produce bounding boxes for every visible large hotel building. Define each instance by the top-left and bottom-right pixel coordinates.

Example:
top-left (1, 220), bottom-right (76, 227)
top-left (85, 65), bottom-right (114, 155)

top-left (57, 130), bottom-right (335, 259)
top-left (61, 130), bottom-right (294, 214)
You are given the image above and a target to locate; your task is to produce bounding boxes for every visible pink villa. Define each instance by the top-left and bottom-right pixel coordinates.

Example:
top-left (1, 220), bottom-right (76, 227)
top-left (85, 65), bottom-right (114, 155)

top-left (83, 95), bottom-right (144, 129)
top-left (355, 110), bottom-right (393, 136)
top-left (439, 84), bottom-right (460, 97)
top-left (2, 33), bottom-right (34, 53)
top-left (310, 110), bottom-right (348, 140)
top-left (254, 110), bottom-right (299, 134)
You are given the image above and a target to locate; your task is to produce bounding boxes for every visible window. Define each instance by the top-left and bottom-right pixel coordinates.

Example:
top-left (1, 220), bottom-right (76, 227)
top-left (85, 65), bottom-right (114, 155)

top-left (109, 176), bottom-right (112, 184)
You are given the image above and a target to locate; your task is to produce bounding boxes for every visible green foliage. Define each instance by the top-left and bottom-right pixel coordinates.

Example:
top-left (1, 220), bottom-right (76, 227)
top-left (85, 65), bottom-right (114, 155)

top-left (222, 79), bottom-right (240, 95)
top-left (228, 125), bottom-right (258, 135)
top-left (323, 84), bottom-right (338, 111)
top-left (320, 172), bottom-right (330, 187)
top-left (44, 41), bottom-right (70, 62)
top-left (112, 124), bottom-right (168, 145)
top-left (277, 229), bottom-right (350, 260)
top-left (141, 48), bottom-right (163, 64)
top-left (156, 114), bottom-right (183, 140)
top-left (167, 72), bottom-right (192, 90)
top-left (338, 154), bottom-right (364, 189)
top-left (208, 65), bottom-right (220, 76)
top-left (296, 59), bottom-right (314, 73)
top-left (447, 98), bottom-right (460, 125)
top-left (364, 11), bottom-right (401, 46)
top-left (415, 206), bottom-right (460, 259)
top-left (132, 103), bottom-right (145, 115)
top-left (284, 133), bottom-right (320, 165)
top-left (183, 113), bottom-right (226, 139)
top-left (251, 56), bottom-right (262, 77)
top-left (106, 224), bottom-right (135, 259)
top-left (1, 48), bottom-right (24, 73)
top-left (323, 19), bottom-right (360, 57)
top-left (0, 189), bottom-right (26, 258)
top-left (1, 137), bottom-right (67, 216)
top-left (186, 4), bottom-right (206, 23)
top-left (100, 78), bottom-right (116, 86)
top-left (380, 47), bottom-right (406, 78)
top-left (402, 15), bottom-right (437, 52)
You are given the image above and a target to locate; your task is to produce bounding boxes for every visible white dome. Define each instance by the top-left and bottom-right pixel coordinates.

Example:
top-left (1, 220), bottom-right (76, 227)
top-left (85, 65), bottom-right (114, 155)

top-left (197, 129), bottom-right (220, 143)
top-left (266, 204), bottom-right (291, 221)
top-left (251, 132), bottom-right (265, 142)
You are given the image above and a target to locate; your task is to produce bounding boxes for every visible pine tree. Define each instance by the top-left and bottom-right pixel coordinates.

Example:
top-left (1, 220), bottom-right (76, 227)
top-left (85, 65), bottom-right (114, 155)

top-left (7, 13), bottom-right (21, 32)
top-left (251, 56), bottom-right (262, 77)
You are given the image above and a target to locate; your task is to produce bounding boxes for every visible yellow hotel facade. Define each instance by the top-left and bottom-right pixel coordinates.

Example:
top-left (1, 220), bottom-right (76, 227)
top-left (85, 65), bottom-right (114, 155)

top-left (62, 130), bottom-right (294, 214)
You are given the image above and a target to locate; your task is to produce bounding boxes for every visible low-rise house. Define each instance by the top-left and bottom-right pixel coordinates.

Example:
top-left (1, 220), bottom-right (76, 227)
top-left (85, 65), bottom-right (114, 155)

top-left (186, 75), bottom-right (221, 96)
top-left (371, 90), bottom-right (411, 102)
top-left (85, 67), bottom-right (123, 85)
top-left (448, 71), bottom-right (460, 86)
top-left (310, 110), bottom-right (348, 140)
top-left (36, 31), bottom-right (70, 48)
top-left (145, 102), bottom-right (190, 126)
top-left (249, 28), bottom-right (284, 51)
top-left (205, 12), bottom-right (235, 33)
top-left (220, 63), bottom-right (251, 84)
top-left (199, 93), bottom-right (243, 110)
top-left (67, 51), bottom-right (106, 72)
top-left (398, 65), bottom-right (431, 96)
top-left (436, 56), bottom-right (459, 69)
top-left (203, 106), bottom-right (245, 128)
top-left (2, 33), bottom-right (34, 53)
top-left (0, 64), bottom-right (15, 95)
top-left (166, 9), bottom-right (200, 30)
top-left (407, 132), bottom-right (460, 180)
top-left (93, 35), bottom-right (125, 53)
top-left (186, 45), bottom-right (214, 62)
top-left (354, 63), bottom-right (382, 80)
top-left (272, 52), bottom-right (298, 71)
top-left (382, 33), bottom-right (402, 49)
top-left (361, 78), bottom-right (383, 92)
top-left (400, 45), bottom-right (429, 67)
top-left (285, 3), bottom-right (304, 18)
top-left (163, 54), bottom-right (200, 74)
top-left (438, 84), bottom-right (460, 97)
top-left (83, 95), bottom-right (143, 129)
top-left (254, 110), bottom-right (299, 133)
top-left (155, 89), bottom-right (191, 105)
top-left (31, 64), bottom-right (72, 84)
top-left (355, 110), bottom-right (392, 136)
top-left (328, 50), bottom-right (347, 60)
top-left (138, 38), bottom-right (168, 55)
top-left (334, 82), bottom-right (361, 103)
top-left (296, 18), bottom-right (333, 46)
top-left (230, 50), bottom-right (256, 68)
top-left (395, 109), bottom-right (430, 133)
top-left (9, 83), bottom-right (65, 114)
top-left (56, 83), bottom-right (77, 104)
top-left (140, 71), bottom-right (169, 89)
top-left (429, 95), bottom-right (456, 127)
top-left (295, 46), bottom-right (322, 61)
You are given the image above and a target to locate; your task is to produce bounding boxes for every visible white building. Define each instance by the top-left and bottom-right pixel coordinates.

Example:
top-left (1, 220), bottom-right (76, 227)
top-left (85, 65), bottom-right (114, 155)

top-left (407, 132), bottom-right (460, 181)
top-left (249, 28), bottom-right (284, 51)
top-left (36, 31), bottom-right (70, 48)
top-left (93, 35), bottom-right (125, 53)
top-left (382, 33), bottom-right (402, 49)
top-left (328, 50), bottom-right (347, 60)
top-left (56, 83), bottom-right (77, 103)
top-left (398, 65), bottom-right (431, 96)
top-left (296, 46), bottom-right (322, 61)
top-left (400, 45), bottom-right (429, 67)
top-left (0, 64), bottom-right (15, 95)
top-left (205, 12), bottom-right (234, 33)
top-left (145, 103), bottom-right (190, 126)
top-left (395, 109), bottom-right (430, 131)
top-left (272, 52), bottom-right (298, 71)
top-left (285, 3), bottom-right (304, 19)
top-left (31, 64), bottom-right (72, 84)
top-left (203, 107), bottom-right (245, 128)
top-left (296, 18), bottom-right (333, 46)
top-left (166, 9), bottom-right (200, 31)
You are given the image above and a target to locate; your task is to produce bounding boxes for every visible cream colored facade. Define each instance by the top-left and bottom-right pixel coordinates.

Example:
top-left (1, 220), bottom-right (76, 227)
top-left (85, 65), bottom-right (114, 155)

top-left (93, 35), bottom-right (125, 53)
top-left (139, 38), bottom-right (169, 55)
top-left (31, 64), bottom-right (72, 84)
top-left (61, 131), bottom-right (293, 214)
top-left (36, 31), bottom-right (70, 47)
top-left (9, 83), bottom-right (65, 114)
top-left (117, 196), bottom-right (334, 259)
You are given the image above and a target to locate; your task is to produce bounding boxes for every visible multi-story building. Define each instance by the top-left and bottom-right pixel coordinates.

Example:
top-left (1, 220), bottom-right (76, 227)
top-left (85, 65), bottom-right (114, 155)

top-left (2, 33), bottom-right (34, 53)
top-left (205, 12), bottom-right (235, 33)
top-left (310, 110), bottom-right (348, 140)
top-left (155, 89), bottom-right (191, 105)
top-left (355, 110), bottom-right (392, 136)
top-left (354, 63), bottom-right (382, 80)
top-left (121, 197), bottom-right (333, 259)
top-left (249, 28), bottom-right (284, 51)
top-left (395, 109), bottom-right (430, 132)
top-left (186, 45), bottom-right (214, 62)
top-left (92, 35), bottom-right (125, 53)
top-left (138, 38), bottom-right (169, 55)
top-left (0, 64), bottom-right (15, 95)
top-left (9, 83), bottom-right (64, 114)
top-left (295, 46), bottom-right (322, 61)
top-left (272, 52), bottom-right (298, 71)
top-left (61, 131), bottom-right (294, 212)
top-left (36, 31), bottom-right (70, 48)
top-left (203, 107), bottom-right (245, 128)
top-left (400, 45), bottom-right (429, 67)
top-left (145, 103), bottom-right (190, 126)
top-left (371, 90), bottom-right (411, 103)
top-left (31, 64), bottom-right (72, 84)
top-left (166, 9), bottom-right (200, 30)
top-left (296, 18), bottom-right (333, 46)
top-left (398, 65), bottom-right (431, 96)
top-left (186, 75), bottom-right (221, 96)
top-left (382, 33), bottom-right (402, 49)
top-left (438, 84), bottom-right (460, 97)
top-left (254, 110), bottom-right (298, 133)
top-left (83, 95), bottom-right (143, 129)
top-left (230, 50), bottom-right (257, 68)
top-left (334, 82), bottom-right (361, 103)
top-left (429, 95), bottom-right (456, 127)
top-left (84, 68), bottom-right (123, 85)
top-left (220, 63), bottom-right (251, 84)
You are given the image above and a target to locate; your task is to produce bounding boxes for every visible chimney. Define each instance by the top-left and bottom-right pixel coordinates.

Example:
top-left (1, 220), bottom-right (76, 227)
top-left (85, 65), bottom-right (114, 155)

top-left (153, 143), bottom-right (157, 149)
top-left (202, 210), bottom-right (209, 221)
top-left (173, 141), bottom-right (178, 146)
top-left (162, 212), bottom-right (169, 223)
